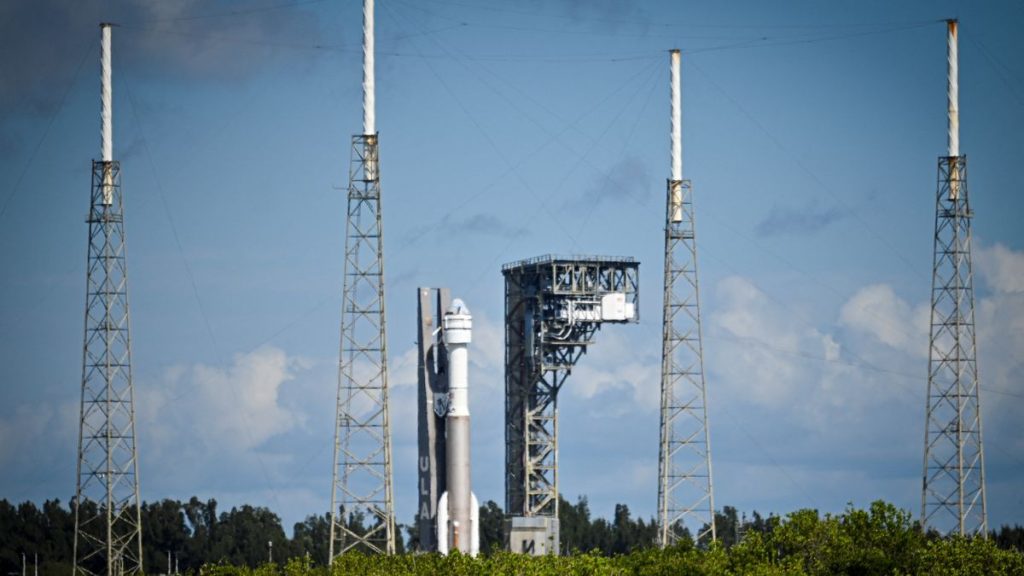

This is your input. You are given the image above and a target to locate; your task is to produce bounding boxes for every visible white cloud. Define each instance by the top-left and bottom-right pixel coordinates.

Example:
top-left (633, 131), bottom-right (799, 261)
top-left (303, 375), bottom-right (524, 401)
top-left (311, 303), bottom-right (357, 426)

top-left (973, 244), bottom-right (1024, 415)
top-left (571, 359), bottom-right (658, 408)
top-left (469, 313), bottom-right (505, 388)
top-left (389, 345), bottom-right (420, 390)
top-left (567, 327), bottom-right (660, 411)
top-left (836, 244), bottom-right (1024, 423)
top-left (387, 311), bottom-right (504, 391)
top-left (838, 283), bottom-right (929, 358)
top-left (822, 333), bottom-right (841, 362)
top-left (976, 243), bottom-right (1024, 294)
top-left (709, 276), bottom-right (816, 408)
top-left (140, 346), bottom-right (305, 460)
top-left (706, 275), bottom-right (929, 434)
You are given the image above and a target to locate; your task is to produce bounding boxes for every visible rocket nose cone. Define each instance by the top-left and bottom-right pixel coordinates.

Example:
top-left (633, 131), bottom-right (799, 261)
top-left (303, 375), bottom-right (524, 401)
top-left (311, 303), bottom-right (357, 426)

top-left (448, 298), bottom-right (470, 315)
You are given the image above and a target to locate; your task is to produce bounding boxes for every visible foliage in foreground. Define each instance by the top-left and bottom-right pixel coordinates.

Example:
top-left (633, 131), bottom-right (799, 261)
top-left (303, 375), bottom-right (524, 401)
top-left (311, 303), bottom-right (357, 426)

top-left (4, 498), bottom-right (1023, 575)
top-left (197, 502), bottom-right (1024, 575)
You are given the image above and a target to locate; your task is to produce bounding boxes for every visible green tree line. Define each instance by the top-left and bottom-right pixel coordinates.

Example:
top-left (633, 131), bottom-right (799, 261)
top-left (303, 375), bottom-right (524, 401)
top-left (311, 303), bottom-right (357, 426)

top-left (1, 497), bottom-right (1022, 575)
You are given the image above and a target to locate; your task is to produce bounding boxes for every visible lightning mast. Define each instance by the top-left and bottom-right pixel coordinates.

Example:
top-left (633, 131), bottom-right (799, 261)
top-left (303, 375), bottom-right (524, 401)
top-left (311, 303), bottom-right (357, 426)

top-left (330, 0), bottom-right (396, 557)
top-left (73, 23), bottom-right (144, 576)
top-left (657, 49), bottom-right (715, 546)
top-left (921, 19), bottom-right (987, 537)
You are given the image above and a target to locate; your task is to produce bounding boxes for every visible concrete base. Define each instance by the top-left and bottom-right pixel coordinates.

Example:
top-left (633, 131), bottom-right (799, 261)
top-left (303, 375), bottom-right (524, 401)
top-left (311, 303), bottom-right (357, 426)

top-left (505, 516), bottom-right (559, 555)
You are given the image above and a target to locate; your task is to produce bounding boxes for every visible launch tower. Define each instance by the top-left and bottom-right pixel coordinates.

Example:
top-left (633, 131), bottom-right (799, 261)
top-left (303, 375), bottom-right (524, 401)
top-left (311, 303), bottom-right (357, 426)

top-left (503, 255), bottom-right (639, 554)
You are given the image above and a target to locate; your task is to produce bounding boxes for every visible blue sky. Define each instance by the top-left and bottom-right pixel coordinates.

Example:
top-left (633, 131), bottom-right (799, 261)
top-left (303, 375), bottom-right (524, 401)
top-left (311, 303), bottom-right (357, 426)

top-left (1, 0), bottom-right (1022, 537)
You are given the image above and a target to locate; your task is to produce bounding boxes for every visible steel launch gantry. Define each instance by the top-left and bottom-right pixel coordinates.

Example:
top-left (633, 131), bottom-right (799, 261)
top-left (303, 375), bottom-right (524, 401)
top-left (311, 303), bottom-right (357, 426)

top-left (502, 255), bottom-right (639, 554)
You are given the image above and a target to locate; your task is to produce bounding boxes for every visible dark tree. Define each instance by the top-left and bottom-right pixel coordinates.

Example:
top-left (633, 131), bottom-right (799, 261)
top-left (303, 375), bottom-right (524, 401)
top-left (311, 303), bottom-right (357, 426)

top-left (478, 500), bottom-right (505, 555)
top-left (141, 499), bottom-right (191, 573)
top-left (290, 513), bottom-right (330, 565)
top-left (210, 505), bottom-right (287, 566)
top-left (994, 524), bottom-right (1024, 552)
top-left (183, 497), bottom-right (218, 568)
top-left (559, 495), bottom-right (593, 553)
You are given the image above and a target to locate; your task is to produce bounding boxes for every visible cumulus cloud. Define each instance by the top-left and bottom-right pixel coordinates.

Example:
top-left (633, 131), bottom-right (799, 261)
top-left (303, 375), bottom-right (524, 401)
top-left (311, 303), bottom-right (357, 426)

top-left (710, 276), bottom-right (812, 408)
top-left (467, 312), bottom-right (506, 390)
top-left (839, 284), bottom-right (929, 358)
top-left (832, 244), bottom-right (1024, 475)
top-left (705, 275), bottom-right (932, 434)
top-left (567, 327), bottom-right (659, 411)
top-left (837, 243), bottom-right (1024, 411)
top-left (976, 293), bottom-right (1024, 397)
top-left (140, 346), bottom-right (306, 459)
top-left (973, 243), bottom-right (1024, 408)
top-left (976, 243), bottom-right (1024, 294)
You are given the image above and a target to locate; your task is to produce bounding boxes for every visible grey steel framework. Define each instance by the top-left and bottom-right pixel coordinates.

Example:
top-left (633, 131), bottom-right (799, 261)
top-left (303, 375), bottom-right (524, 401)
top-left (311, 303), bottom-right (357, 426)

top-left (657, 178), bottom-right (715, 546)
top-left (503, 255), bottom-right (639, 520)
top-left (330, 134), bottom-right (396, 557)
top-left (74, 160), bottom-right (144, 576)
top-left (921, 155), bottom-right (987, 536)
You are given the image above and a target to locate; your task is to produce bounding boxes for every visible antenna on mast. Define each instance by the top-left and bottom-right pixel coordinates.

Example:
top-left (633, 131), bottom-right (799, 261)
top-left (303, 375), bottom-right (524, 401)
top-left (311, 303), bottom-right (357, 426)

top-left (670, 49), bottom-right (682, 182)
top-left (946, 19), bottom-right (961, 200)
top-left (947, 19), bottom-right (959, 160)
top-left (657, 48), bottom-right (715, 547)
top-left (74, 22), bottom-right (144, 576)
top-left (330, 0), bottom-right (395, 559)
top-left (922, 17), bottom-right (988, 537)
top-left (669, 50), bottom-right (683, 223)
top-left (363, 0), bottom-right (375, 136)
top-left (100, 23), bottom-right (113, 205)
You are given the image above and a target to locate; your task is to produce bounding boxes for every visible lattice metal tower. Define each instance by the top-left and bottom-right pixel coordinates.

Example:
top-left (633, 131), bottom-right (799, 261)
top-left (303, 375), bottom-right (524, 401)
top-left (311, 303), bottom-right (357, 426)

top-left (73, 23), bottom-right (144, 576)
top-left (921, 19), bottom-right (987, 537)
top-left (657, 49), bottom-right (715, 547)
top-left (330, 0), bottom-right (396, 558)
top-left (503, 255), bottom-right (639, 555)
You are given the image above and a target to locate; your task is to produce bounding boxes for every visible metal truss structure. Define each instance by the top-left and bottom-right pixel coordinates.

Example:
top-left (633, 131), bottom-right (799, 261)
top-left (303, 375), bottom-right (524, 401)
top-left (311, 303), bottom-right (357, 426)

top-left (330, 134), bottom-right (396, 557)
top-left (74, 160), bottom-right (143, 576)
top-left (922, 155), bottom-right (987, 536)
top-left (503, 255), bottom-right (639, 537)
top-left (657, 177), bottom-right (715, 546)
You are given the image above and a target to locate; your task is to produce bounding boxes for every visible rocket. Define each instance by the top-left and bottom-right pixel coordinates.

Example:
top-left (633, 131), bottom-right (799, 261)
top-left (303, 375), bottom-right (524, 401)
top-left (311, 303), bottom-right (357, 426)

top-left (436, 299), bottom-right (480, 555)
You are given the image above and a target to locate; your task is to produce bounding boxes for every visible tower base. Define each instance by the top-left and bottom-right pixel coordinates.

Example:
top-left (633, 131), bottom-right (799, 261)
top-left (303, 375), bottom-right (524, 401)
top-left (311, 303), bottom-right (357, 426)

top-left (505, 516), bottom-right (559, 556)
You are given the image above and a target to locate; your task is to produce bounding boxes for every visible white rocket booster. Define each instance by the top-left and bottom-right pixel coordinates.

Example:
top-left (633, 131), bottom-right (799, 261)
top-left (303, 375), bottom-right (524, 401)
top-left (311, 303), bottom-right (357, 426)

top-left (436, 299), bottom-right (479, 555)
